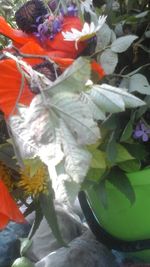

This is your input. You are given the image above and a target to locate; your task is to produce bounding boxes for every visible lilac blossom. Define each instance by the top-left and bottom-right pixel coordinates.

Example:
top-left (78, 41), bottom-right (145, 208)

top-left (67, 4), bottom-right (78, 16)
top-left (60, 3), bottom-right (78, 17)
top-left (34, 14), bottom-right (64, 42)
top-left (133, 121), bottom-right (150, 142)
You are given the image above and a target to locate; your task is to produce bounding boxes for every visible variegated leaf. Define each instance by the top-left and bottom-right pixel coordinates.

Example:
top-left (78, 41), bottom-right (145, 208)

top-left (60, 120), bottom-right (92, 183)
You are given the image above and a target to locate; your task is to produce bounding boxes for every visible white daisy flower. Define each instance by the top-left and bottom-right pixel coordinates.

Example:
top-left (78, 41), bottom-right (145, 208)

top-left (62, 15), bottom-right (107, 49)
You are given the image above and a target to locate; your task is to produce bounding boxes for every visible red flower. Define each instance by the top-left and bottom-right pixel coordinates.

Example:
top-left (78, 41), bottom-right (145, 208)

top-left (0, 179), bottom-right (25, 230)
top-left (0, 59), bottom-right (33, 117)
top-left (0, 16), bottom-right (86, 58)
top-left (0, 15), bottom-right (87, 117)
top-left (0, 15), bottom-right (105, 117)
top-left (0, 40), bottom-right (74, 117)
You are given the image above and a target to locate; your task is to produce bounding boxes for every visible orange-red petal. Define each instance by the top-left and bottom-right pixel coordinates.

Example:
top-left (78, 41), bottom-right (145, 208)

top-left (91, 60), bottom-right (105, 79)
top-left (19, 41), bottom-right (75, 70)
top-left (0, 16), bottom-right (87, 59)
top-left (0, 179), bottom-right (25, 230)
top-left (42, 17), bottom-right (87, 58)
top-left (0, 16), bottom-right (35, 47)
top-left (0, 59), bottom-right (33, 117)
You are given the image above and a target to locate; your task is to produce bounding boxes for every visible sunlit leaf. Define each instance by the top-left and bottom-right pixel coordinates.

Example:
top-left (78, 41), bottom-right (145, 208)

top-left (45, 57), bottom-right (91, 96)
top-left (129, 74), bottom-right (150, 95)
top-left (87, 147), bottom-right (106, 169)
top-left (60, 120), bottom-right (91, 183)
top-left (111, 35), bottom-right (138, 53)
top-left (87, 168), bottom-right (105, 182)
top-left (116, 144), bottom-right (134, 163)
top-left (98, 49), bottom-right (118, 75)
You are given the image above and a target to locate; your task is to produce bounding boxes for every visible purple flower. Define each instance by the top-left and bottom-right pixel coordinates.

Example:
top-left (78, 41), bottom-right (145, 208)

top-left (52, 16), bottom-right (63, 33)
top-left (133, 121), bottom-right (150, 142)
top-left (34, 14), bottom-right (63, 42)
top-left (60, 3), bottom-right (78, 17)
top-left (67, 4), bottom-right (78, 16)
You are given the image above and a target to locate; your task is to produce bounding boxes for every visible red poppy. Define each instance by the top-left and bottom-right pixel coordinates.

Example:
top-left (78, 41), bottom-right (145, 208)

top-left (0, 40), bottom-right (72, 117)
top-left (0, 59), bottom-right (34, 117)
top-left (0, 46), bottom-right (105, 116)
top-left (0, 179), bottom-right (25, 230)
top-left (0, 14), bottom-right (105, 117)
top-left (0, 16), bottom-right (86, 58)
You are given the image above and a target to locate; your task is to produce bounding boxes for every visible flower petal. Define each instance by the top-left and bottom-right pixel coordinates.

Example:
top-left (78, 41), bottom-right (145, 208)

top-left (0, 16), bottom-right (35, 47)
top-left (142, 133), bottom-right (149, 142)
top-left (0, 59), bottom-right (33, 117)
top-left (0, 179), bottom-right (25, 230)
top-left (134, 130), bottom-right (143, 137)
top-left (45, 17), bottom-right (87, 57)
top-left (91, 60), bottom-right (105, 79)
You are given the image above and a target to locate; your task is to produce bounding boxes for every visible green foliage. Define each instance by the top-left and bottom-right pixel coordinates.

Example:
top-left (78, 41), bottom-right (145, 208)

top-left (107, 168), bottom-right (136, 205)
top-left (39, 189), bottom-right (66, 246)
top-left (0, 0), bottom-right (150, 256)
top-left (20, 238), bottom-right (32, 257)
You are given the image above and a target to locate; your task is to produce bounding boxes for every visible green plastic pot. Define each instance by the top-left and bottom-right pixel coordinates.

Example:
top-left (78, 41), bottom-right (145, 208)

top-left (84, 168), bottom-right (150, 262)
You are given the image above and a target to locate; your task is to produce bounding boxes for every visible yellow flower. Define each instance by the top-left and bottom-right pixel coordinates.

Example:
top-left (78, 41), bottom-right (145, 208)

top-left (18, 164), bottom-right (48, 197)
top-left (0, 161), bottom-right (15, 191)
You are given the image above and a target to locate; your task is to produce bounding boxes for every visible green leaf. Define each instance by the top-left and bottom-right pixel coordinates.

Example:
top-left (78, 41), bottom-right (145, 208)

top-left (20, 238), bottom-right (32, 257)
top-left (87, 168), bottom-right (105, 182)
top-left (106, 132), bottom-right (117, 163)
top-left (87, 146), bottom-right (106, 169)
top-left (107, 168), bottom-right (136, 204)
top-left (90, 83), bottom-right (145, 115)
top-left (135, 96), bottom-right (150, 120)
top-left (116, 144), bottom-right (134, 163)
top-left (45, 57), bottom-right (91, 96)
top-left (39, 188), bottom-right (65, 246)
top-left (99, 49), bottom-right (118, 75)
top-left (97, 180), bottom-right (108, 209)
top-left (23, 158), bottom-right (43, 177)
top-left (120, 120), bottom-right (133, 141)
top-left (123, 143), bottom-right (148, 160)
top-left (102, 114), bottom-right (120, 130)
top-left (118, 159), bottom-right (141, 172)
top-left (129, 74), bottom-right (150, 95)
top-left (28, 201), bottom-right (43, 240)
top-left (111, 35), bottom-right (138, 53)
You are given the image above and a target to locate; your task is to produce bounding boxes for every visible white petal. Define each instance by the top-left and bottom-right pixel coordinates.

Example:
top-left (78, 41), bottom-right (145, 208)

top-left (82, 23), bottom-right (90, 34)
top-left (89, 22), bottom-right (95, 33)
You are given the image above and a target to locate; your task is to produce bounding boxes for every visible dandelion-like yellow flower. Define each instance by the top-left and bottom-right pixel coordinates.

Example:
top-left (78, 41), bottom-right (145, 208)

top-left (18, 164), bottom-right (48, 197)
top-left (0, 161), bottom-right (15, 191)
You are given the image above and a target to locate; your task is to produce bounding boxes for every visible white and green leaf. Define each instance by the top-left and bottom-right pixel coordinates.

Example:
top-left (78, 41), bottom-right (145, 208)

top-left (51, 92), bottom-right (100, 145)
top-left (129, 74), bottom-right (150, 95)
top-left (98, 48), bottom-right (118, 75)
top-left (111, 35), bottom-right (138, 53)
top-left (89, 84), bottom-right (145, 114)
top-left (60, 120), bottom-right (91, 183)
top-left (45, 57), bottom-right (91, 96)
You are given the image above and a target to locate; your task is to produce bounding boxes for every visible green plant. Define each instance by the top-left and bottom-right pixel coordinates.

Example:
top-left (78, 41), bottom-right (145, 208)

top-left (0, 0), bottom-right (150, 249)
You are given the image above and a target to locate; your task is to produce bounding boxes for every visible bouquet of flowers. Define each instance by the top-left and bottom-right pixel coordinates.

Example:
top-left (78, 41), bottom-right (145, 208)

top-left (0, 0), bottom-right (149, 260)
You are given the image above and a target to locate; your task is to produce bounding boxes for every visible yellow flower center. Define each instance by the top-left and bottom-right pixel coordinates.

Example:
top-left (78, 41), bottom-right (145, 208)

top-left (18, 164), bottom-right (48, 197)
